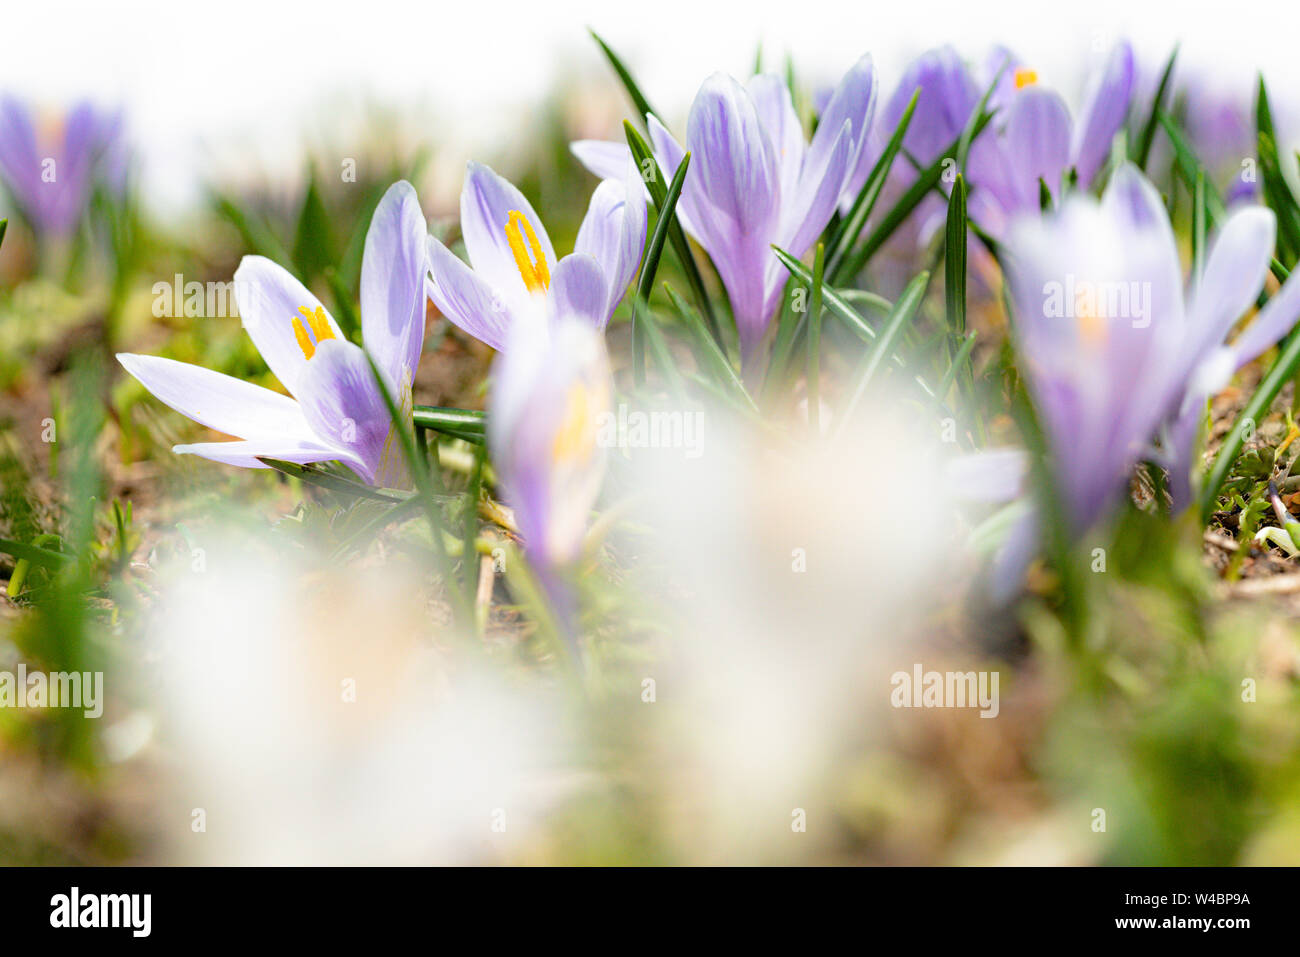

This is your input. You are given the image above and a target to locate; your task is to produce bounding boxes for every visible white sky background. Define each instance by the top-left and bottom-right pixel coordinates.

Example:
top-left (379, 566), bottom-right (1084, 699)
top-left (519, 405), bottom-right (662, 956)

top-left (3, 0), bottom-right (1299, 217)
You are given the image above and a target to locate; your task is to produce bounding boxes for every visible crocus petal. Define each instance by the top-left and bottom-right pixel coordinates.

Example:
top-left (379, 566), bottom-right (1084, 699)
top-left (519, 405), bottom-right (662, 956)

top-left (747, 73), bottom-right (805, 206)
top-left (782, 117), bottom-right (852, 258)
top-left (293, 338), bottom-right (401, 486)
top-left (427, 235), bottom-right (514, 351)
top-left (686, 74), bottom-right (782, 352)
top-left (573, 161), bottom-right (647, 321)
top-left (880, 46), bottom-right (980, 167)
top-left (1069, 40), bottom-right (1135, 187)
top-left (686, 73), bottom-right (781, 239)
top-left (810, 53), bottom-right (876, 196)
top-left (1004, 88), bottom-right (1073, 208)
top-left (547, 253), bottom-right (610, 329)
top-left (570, 139), bottom-right (633, 182)
top-left (1228, 264), bottom-right (1300, 368)
top-left (0, 97), bottom-right (45, 227)
top-left (360, 180), bottom-right (428, 389)
top-left (460, 162), bottom-right (558, 310)
top-left (489, 316), bottom-right (612, 566)
top-left (173, 437), bottom-right (356, 472)
top-left (1186, 206), bottom-right (1275, 361)
top-left (116, 353), bottom-right (314, 441)
top-left (233, 256), bottom-right (341, 397)
top-left (947, 448), bottom-right (1030, 503)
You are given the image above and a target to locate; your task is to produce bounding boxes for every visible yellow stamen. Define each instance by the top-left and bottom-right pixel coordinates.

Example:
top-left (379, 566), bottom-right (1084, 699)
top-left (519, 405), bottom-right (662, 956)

top-left (1014, 68), bottom-right (1038, 90)
top-left (504, 210), bottom-right (550, 294)
top-left (291, 305), bottom-right (336, 360)
top-left (551, 383), bottom-right (596, 462)
top-left (292, 317), bottom-right (316, 360)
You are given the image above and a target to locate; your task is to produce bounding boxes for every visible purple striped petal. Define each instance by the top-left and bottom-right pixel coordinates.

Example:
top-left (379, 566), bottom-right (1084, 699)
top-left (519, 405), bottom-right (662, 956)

top-left (548, 253), bottom-right (610, 329)
top-left (116, 352), bottom-right (314, 441)
top-left (427, 235), bottom-right (514, 351)
top-left (1186, 206), bottom-right (1275, 363)
top-left (1004, 88), bottom-right (1073, 208)
top-left (1070, 40), bottom-right (1135, 187)
top-left (360, 180), bottom-right (429, 389)
top-left (460, 162), bottom-right (557, 310)
top-left (293, 338), bottom-right (400, 486)
top-left (172, 437), bottom-right (357, 472)
top-left (573, 162), bottom-right (647, 322)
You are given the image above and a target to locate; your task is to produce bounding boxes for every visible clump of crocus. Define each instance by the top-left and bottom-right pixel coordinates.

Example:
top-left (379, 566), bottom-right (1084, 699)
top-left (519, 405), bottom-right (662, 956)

top-left (573, 55), bottom-right (877, 360)
top-left (964, 42), bottom-right (1135, 239)
top-left (0, 96), bottom-right (125, 239)
top-left (488, 308), bottom-right (612, 643)
top-left (426, 161), bottom-right (646, 351)
top-left (118, 181), bottom-right (429, 488)
top-left (1005, 162), bottom-right (1300, 531)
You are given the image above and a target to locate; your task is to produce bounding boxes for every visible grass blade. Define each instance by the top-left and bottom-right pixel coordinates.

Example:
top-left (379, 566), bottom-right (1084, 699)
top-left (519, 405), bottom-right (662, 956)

top-left (1132, 45), bottom-right (1179, 170)
top-left (826, 89), bottom-right (919, 273)
top-left (631, 150), bottom-right (691, 385)
top-left (591, 31), bottom-right (659, 131)
top-left (838, 270), bottom-right (930, 429)
top-left (806, 243), bottom-right (825, 432)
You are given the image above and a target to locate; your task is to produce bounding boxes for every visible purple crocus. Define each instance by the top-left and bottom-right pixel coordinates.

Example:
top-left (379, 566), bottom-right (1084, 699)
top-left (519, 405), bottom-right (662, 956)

top-left (964, 42), bottom-right (1135, 240)
top-left (489, 311), bottom-right (612, 638)
top-left (426, 161), bottom-right (646, 351)
top-left (1005, 162), bottom-right (1300, 531)
top-left (573, 55), bottom-right (877, 359)
top-left (0, 96), bottom-right (125, 238)
top-left (117, 181), bottom-right (429, 488)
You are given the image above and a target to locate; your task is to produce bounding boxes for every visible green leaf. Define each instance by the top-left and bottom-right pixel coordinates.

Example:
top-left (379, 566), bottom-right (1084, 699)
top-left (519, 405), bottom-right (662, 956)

top-left (413, 406), bottom-right (486, 434)
top-left (631, 151), bottom-right (692, 385)
top-left (833, 111), bottom-right (993, 283)
top-left (1132, 44), bottom-right (1179, 170)
top-left (944, 174), bottom-right (968, 336)
top-left (292, 166), bottom-right (336, 281)
top-left (211, 192), bottom-right (292, 264)
top-left (806, 243), bottom-right (826, 432)
top-left (0, 218), bottom-right (7, 250)
top-left (256, 459), bottom-right (413, 503)
top-left (662, 283), bottom-right (755, 409)
top-left (1256, 76), bottom-right (1300, 263)
top-left (838, 270), bottom-right (931, 429)
top-left (826, 88), bottom-right (919, 274)
top-left (0, 537), bottom-right (70, 568)
top-left (624, 122), bottom-right (724, 348)
top-left (1192, 168), bottom-right (1208, 285)
top-left (591, 30), bottom-right (659, 130)
top-left (362, 351), bottom-right (470, 627)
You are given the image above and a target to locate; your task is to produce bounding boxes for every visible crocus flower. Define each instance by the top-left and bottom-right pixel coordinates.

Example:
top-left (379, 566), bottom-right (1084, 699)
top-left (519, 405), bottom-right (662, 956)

top-left (0, 96), bottom-right (125, 238)
top-left (117, 181), bottom-right (429, 488)
top-left (573, 55), bottom-right (877, 359)
top-left (426, 161), bottom-right (646, 351)
top-left (1004, 162), bottom-right (1300, 533)
top-left (964, 41), bottom-right (1135, 240)
top-left (489, 309), bottom-right (613, 637)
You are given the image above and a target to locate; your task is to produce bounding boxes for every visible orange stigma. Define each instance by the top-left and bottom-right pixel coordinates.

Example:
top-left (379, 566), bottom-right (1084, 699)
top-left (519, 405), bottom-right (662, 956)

top-left (1014, 68), bottom-right (1038, 90)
